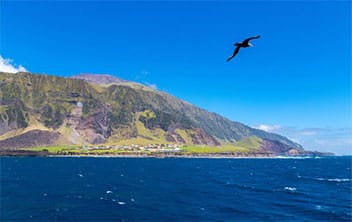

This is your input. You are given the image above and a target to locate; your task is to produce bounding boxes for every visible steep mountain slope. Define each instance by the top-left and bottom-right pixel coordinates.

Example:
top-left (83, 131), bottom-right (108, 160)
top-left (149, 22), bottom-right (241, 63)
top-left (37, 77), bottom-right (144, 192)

top-left (71, 73), bottom-right (127, 85)
top-left (0, 72), bottom-right (303, 154)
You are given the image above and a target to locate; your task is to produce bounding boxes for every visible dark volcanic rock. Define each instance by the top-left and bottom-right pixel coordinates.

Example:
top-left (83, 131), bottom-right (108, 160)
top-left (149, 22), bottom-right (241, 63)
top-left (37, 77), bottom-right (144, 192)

top-left (260, 139), bottom-right (300, 155)
top-left (190, 128), bottom-right (221, 146)
top-left (93, 107), bottom-right (112, 138)
top-left (165, 124), bottom-right (186, 144)
top-left (0, 99), bottom-right (29, 135)
top-left (0, 149), bottom-right (50, 156)
top-left (0, 121), bottom-right (18, 136)
top-left (165, 132), bottom-right (186, 144)
top-left (259, 139), bottom-right (333, 156)
top-left (76, 104), bottom-right (112, 144)
top-left (0, 130), bottom-right (61, 149)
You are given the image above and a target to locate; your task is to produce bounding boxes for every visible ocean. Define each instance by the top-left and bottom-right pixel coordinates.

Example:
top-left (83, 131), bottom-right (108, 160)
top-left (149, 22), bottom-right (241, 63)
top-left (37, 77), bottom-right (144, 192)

top-left (1, 156), bottom-right (351, 221)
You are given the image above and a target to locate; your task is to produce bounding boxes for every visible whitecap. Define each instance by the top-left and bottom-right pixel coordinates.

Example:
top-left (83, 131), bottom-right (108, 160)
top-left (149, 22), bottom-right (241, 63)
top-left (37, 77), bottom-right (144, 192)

top-left (327, 178), bottom-right (350, 182)
top-left (118, 201), bottom-right (126, 205)
top-left (130, 198), bottom-right (135, 202)
top-left (314, 177), bottom-right (350, 182)
top-left (77, 174), bottom-right (84, 178)
top-left (315, 205), bottom-right (323, 210)
top-left (284, 187), bottom-right (297, 191)
top-left (275, 156), bottom-right (312, 159)
top-left (106, 190), bottom-right (113, 194)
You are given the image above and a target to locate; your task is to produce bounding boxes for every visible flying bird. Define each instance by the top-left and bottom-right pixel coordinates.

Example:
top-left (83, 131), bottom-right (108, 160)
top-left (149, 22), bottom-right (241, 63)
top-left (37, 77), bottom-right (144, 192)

top-left (227, 35), bottom-right (261, 62)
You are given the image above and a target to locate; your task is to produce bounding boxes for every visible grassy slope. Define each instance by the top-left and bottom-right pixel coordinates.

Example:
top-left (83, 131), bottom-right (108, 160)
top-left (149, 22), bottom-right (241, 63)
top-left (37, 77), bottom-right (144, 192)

top-left (26, 145), bottom-right (80, 152)
top-left (23, 136), bottom-right (263, 155)
top-left (183, 136), bottom-right (262, 153)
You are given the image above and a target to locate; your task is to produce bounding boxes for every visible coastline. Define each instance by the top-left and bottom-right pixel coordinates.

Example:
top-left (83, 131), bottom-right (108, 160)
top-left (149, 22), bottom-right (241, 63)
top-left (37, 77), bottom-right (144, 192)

top-left (48, 155), bottom-right (326, 159)
top-left (0, 150), bottom-right (332, 159)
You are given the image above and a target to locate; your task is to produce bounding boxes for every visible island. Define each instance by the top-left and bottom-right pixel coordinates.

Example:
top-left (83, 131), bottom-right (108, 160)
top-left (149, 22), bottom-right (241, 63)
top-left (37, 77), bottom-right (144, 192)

top-left (0, 72), bottom-right (333, 157)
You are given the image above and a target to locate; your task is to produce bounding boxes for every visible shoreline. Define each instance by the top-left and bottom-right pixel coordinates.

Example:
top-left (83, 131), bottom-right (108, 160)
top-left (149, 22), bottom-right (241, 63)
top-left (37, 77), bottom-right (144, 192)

top-left (0, 152), bottom-right (331, 159)
top-left (49, 155), bottom-right (325, 159)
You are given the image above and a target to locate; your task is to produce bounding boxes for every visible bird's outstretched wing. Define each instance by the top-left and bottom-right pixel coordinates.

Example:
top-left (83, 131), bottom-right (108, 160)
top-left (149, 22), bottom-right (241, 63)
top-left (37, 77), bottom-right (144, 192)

top-left (242, 35), bottom-right (261, 45)
top-left (227, 45), bottom-right (241, 62)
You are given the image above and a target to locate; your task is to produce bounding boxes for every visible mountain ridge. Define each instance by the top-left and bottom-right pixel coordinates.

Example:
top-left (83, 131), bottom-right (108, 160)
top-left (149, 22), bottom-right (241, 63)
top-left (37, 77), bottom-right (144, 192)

top-left (71, 73), bottom-right (127, 85)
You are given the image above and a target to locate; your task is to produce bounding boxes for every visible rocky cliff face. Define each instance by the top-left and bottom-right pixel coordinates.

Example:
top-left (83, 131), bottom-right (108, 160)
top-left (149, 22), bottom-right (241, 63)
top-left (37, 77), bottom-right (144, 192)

top-left (0, 72), bottom-right (305, 154)
top-left (0, 99), bottom-right (28, 135)
top-left (76, 104), bottom-right (112, 144)
top-left (260, 139), bottom-right (300, 155)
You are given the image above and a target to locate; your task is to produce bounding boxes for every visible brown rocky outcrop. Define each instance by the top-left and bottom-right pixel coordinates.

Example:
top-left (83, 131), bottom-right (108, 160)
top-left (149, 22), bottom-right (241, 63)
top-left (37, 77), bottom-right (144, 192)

top-left (260, 139), bottom-right (296, 155)
top-left (190, 128), bottom-right (221, 146)
top-left (76, 104), bottom-right (112, 144)
top-left (0, 130), bottom-right (61, 149)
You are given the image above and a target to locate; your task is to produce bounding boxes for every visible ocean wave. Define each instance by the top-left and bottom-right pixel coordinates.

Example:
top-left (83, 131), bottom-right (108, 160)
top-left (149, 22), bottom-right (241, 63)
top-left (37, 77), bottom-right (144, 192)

top-left (284, 187), bottom-right (297, 191)
top-left (300, 176), bottom-right (351, 183)
top-left (315, 205), bottom-right (323, 210)
top-left (275, 156), bottom-right (313, 159)
top-left (327, 178), bottom-right (351, 182)
top-left (225, 182), bottom-right (275, 194)
top-left (316, 178), bottom-right (350, 182)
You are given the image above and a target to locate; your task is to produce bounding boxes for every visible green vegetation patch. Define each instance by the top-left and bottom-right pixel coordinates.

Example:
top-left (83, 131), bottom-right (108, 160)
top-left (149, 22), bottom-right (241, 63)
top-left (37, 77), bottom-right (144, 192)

top-left (182, 145), bottom-right (248, 153)
top-left (175, 129), bottom-right (194, 144)
top-left (25, 145), bottom-right (80, 153)
top-left (232, 136), bottom-right (262, 150)
top-left (140, 109), bottom-right (156, 119)
top-left (115, 136), bottom-right (170, 146)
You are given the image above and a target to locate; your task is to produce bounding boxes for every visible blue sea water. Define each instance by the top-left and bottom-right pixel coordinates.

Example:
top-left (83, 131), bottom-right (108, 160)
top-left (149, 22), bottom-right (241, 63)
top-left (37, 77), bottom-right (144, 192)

top-left (1, 156), bottom-right (351, 221)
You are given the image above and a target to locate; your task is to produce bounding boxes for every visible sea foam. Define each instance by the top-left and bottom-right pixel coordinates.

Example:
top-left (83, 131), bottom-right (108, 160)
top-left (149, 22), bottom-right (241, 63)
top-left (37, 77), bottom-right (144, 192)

top-left (316, 178), bottom-right (350, 182)
top-left (284, 187), bottom-right (297, 191)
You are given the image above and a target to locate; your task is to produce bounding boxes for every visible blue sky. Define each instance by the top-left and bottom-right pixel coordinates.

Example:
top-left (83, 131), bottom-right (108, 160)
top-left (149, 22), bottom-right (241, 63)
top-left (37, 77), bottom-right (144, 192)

top-left (1, 1), bottom-right (351, 154)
